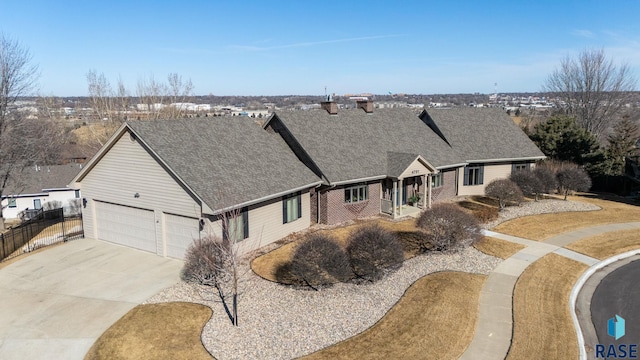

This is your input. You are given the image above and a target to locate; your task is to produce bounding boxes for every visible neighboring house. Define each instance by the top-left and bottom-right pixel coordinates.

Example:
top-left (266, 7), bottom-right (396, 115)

top-left (264, 100), bottom-right (545, 225)
top-left (69, 118), bottom-right (322, 259)
top-left (1, 164), bottom-right (83, 219)
top-left (71, 101), bottom-right (544, 259)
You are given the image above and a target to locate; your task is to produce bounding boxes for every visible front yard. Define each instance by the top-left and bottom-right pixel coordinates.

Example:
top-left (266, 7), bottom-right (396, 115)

top-left (85, 194), bottom-right (640, 360)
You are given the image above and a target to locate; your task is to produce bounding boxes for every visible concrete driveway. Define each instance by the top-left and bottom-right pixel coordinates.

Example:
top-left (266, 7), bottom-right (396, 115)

top-left (0, 238), bottom-right (183, 360)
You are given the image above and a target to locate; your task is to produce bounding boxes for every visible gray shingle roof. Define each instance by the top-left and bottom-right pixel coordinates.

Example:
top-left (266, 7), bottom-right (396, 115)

top-left (270, 108), bottom-right (464, 183)
top-left (4, 164), bottom-right (82, 196)
top-left (423, 107), bottom-right (545, 162)
top-left (126, 118), bottom-right (321, 211)
top-left (387, 152), bottom-right (421, 178)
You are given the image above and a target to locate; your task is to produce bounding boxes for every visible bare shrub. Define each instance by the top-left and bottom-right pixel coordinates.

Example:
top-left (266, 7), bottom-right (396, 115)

top-left (510, 171), bottom-right (543, 200)
top-left (533, 166), bottom-right (558, 195)
top-left (181, 236), bottom-right (230, 288)
top-left (485, 179), bottom-right (524, 209)
top-left (557, 167), bottom-right (592, 200)
top-left (289, 234), bottom-right (352, 290)
top-left (68, 199), bottom-right (82, 215)
top-left (346, 224), bottom-right (404, 282)
top-left (415, 203), bottom-right (482, 252)
top-left (43, 200), bottom-right (62, 211)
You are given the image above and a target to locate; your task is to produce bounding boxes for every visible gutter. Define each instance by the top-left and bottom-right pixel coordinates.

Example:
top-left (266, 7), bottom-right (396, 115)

top-left (329, 175), bottom-right (387, 186)
top-left (209, 181), bottom-right (323, 215)
top-left (466, 156), bottom-right (546, 163)
top-left (436, 162), bottom-right (469, 170)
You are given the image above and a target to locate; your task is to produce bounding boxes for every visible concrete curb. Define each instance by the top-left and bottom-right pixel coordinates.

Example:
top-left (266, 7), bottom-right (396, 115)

top-left (570, 249), bottom-right (640, 360)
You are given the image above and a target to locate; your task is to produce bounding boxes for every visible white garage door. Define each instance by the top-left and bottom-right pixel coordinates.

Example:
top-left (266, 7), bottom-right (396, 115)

top-left (164, 213), bottom-right (200, 259)
top-left (95, 201), bottom-right (157, 253)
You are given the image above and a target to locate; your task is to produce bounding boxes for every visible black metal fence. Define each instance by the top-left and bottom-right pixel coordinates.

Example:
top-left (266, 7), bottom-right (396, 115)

top-left (0, 208), bottom-right (84, 262)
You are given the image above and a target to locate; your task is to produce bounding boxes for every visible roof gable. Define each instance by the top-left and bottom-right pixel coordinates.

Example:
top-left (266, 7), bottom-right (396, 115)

top-left (387, 152), bottom-right (436, 178)
top-left (75, 119), bottom-right (321, 212)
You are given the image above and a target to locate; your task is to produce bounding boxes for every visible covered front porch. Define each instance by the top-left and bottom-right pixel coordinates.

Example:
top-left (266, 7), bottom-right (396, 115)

top-left (380, 152), bottom-right (437, 219)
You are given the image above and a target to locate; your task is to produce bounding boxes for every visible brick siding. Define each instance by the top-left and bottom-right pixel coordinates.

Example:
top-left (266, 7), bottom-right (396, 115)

top-left (320, 182), bottom-right (381, 225)
top-left (432, 168), bottom-right (457, 203)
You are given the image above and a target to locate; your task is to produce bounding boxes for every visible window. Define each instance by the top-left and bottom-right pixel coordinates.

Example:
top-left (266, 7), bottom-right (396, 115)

top-left (33, 199), bottom-right (42, 210)
top-left (511, 162), bottom-right (530, 174)
top-left (463, 164), bottom-right (484, 186)
top-left (8, 198), bottom-right (16, 208)
top-left (431, 173), bottom-right (443, 188)
top-left (283, 192), bottom-right (302, 224)
top-left (75, 190), bottom-right (81, 199)
top-left (223, 207), bottom-right (248, 241)
top-left (344, 185), bottom-right (368, 203)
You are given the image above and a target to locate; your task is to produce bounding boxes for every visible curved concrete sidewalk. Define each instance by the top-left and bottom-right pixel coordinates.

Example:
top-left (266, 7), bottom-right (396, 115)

top-left (0, 238), bottom-right (183, 360)
top-left (459, 222), bottom-right (640, 360)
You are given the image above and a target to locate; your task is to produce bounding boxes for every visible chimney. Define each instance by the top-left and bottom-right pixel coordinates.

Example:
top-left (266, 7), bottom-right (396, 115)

top-left (357, 99), bottom-right (374, 113)
top-left (321, 94), bottom-right (338, 115)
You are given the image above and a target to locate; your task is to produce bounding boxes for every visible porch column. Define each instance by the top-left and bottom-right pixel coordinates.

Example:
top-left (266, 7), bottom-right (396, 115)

top-left (392, 180), bottom-right (397, 219)
top-left (427, 174), bottom-right (433, 208)
top-left (399, 178), bottom-right (404, 217)
top-left (422, 174), bottom-right (428, 209)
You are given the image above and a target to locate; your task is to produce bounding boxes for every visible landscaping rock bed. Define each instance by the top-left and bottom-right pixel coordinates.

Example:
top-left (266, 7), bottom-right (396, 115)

top-left (147, 246), bottom-right (499, 359)
top-left (483, 197), bottom-right (600, 229)
top-left (145, 197), bottom-right (600, 360)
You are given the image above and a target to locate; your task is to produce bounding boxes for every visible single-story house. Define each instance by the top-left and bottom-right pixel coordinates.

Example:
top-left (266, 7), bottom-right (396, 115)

top-left (71, 101), bottom-right (544, 258)
top-left (2, 164), bottom-right (83, 219)
top-left (264, 100), bottom-right (545, 225)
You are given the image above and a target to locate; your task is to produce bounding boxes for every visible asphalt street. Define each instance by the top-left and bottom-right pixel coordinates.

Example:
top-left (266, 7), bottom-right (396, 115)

top-left (591, 259), bottom-right (640, 346)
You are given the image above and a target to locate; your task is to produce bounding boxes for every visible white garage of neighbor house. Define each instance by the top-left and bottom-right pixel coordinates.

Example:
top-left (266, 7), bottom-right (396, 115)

top-left (1, 164), bottom-right (82, 219)
top-left (70, 118), bottom-right (321, 259)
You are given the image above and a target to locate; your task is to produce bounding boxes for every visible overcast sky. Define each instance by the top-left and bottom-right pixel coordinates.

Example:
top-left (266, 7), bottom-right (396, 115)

top-left (2, 0), bottom-right (639, 96)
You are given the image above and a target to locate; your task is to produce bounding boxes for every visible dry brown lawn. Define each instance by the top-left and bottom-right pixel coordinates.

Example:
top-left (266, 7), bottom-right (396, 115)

top-left (84, 302), bottom-right (214, 360)
top-left (251, 218), bottom-right (419, 282)
top-left (474, 236), bottom-right (525, 259)
top-left (565, 229), bottom-right (640, 260)
top-left (494, 195), bottom-right (640, 241)
top-left (507, 253), bottom-right (588, 360)
top-left (303, 272), bottom-right (486, 360)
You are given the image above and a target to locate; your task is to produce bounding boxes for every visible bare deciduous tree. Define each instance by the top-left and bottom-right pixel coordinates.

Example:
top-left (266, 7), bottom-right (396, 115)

top-left (0, 34), bottom-right (40, 228)
top-left (543, 49), bottom-right (637, 140)
top-left (182, 207), bottom-right (255, 326)
top-left (557, 167), bottom-right (592, 200)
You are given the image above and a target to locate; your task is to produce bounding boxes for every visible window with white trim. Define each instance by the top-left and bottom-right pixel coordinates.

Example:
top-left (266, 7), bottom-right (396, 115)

top-left (431, 173), bottom-right (443, 188)
top-left (344, 185), bottom-right (368, 203)
top-left (8, 198), bottom-right (16, 208)
top-left (283, 192), bottom-right (302, 224)
top-left (463, 164), bottom-right (484, 186)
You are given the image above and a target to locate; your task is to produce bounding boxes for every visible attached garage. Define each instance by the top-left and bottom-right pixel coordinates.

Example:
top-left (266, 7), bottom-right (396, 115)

top-left (71, 120), bottom-right (322, 260)
top-left (164, 213), bottom-right (200, 259)
top-left (94, 201), bottom-right (157, 253)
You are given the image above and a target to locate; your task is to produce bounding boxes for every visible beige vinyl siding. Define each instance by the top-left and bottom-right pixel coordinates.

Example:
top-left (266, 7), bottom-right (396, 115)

top-left (203, 191), bottom-right (311, 255)
top-left (398, 158), bottom-right (431, 178)
top-left (457, 163), bottom-right (512, 196)
top-left (81, 131), bottom-right (202, 239)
